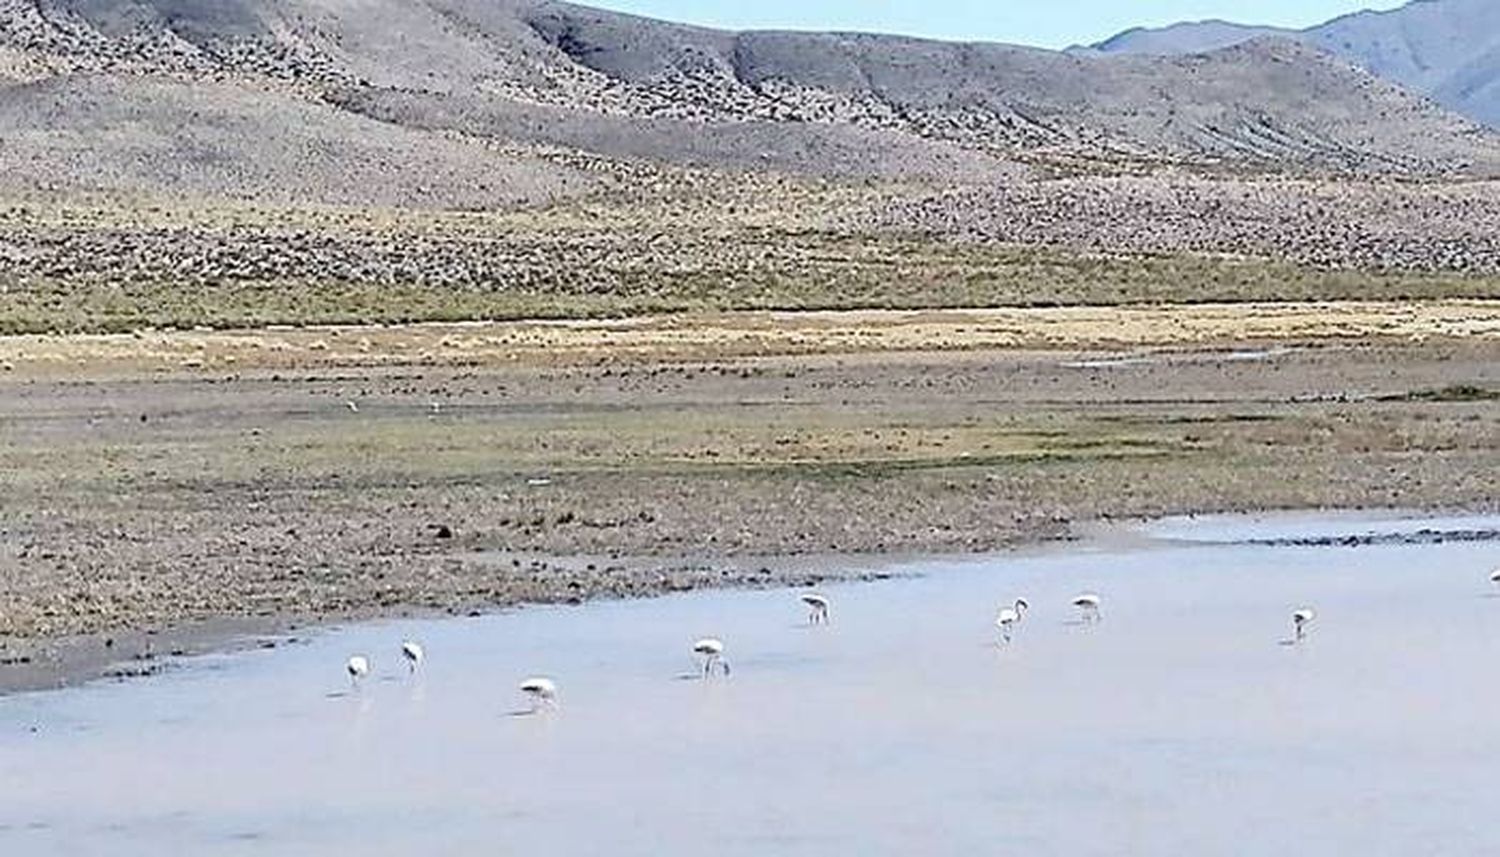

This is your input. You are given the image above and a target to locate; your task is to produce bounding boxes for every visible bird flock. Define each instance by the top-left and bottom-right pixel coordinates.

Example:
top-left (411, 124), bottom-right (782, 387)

top-left (339, 567), bottom-right (1499, 710)
top-left (340, 592), bottom-right (832, 709)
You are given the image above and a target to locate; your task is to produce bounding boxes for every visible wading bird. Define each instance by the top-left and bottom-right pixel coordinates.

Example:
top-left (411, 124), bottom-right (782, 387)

top-left (1072, 592), bottom-right (1102, 624)
top-left (1292, 607), bottom-right (1316, 642)
top-left (995, 598), bottom-right (1030, 644)
top-left (401, 641), bottom-right (424, 674)
top-left (519, 677), bottom-right (558, 713)
top-left (346, 655), bottom-right (370, 685)
top-left (801, 593), bottom-right (831, 625)
top-left (693, 638), bottom-right (731, 678)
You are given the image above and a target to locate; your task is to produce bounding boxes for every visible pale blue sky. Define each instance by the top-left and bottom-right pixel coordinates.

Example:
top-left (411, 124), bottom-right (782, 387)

top-left (586, 1), bottom-right (1407, 49)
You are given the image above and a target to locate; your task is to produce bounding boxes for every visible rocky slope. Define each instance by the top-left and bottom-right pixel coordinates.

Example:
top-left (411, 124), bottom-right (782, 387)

top-left (1311, 0), bottom-right (1500, 127)
top-left (1085, 0), bottom-right (1500, 128)
top-left (0, 0), bottom-right (1498, 211)
top-left (1081, 20), bottom-right (1287, 56)
top-left (517, 6), bottom-right (1494, 170)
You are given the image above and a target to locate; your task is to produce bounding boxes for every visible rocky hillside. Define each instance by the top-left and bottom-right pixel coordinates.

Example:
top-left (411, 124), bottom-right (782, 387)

top-left (1077, 20), bottom-right (1287, 57)
top-left (1, 0), bottom-right (1498, 210)
top-left (517, 5), bottom-right (1491, 168)
top-left (1085, 0), bottom-right (1500, 128)
top-left (1312, 0), bottom-right (1500, 127)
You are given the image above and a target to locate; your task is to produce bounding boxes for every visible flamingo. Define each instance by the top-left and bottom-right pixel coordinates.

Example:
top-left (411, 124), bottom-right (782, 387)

top-left (1072, 592), bottom-right (1102, 624)
top-left (346, 655), bottom-right (370, 685)
top-left (693, 638), bottom-right (731, 678)
top-left (801, 593), bottom-right (831, 625)
top-left (995, 598), bottom-right (1030, 644)
top-left (519, 677), bottom-right (559, 713)
top-left (1292, 608), bottom-right (1316, 642)
top-left (400, 641), bottom-right (424, 674)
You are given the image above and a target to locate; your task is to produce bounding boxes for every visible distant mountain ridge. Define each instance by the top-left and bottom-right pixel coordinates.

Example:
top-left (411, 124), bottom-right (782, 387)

top-left (0, 0), bottom-right (1498, 210)
top-left (1082, 20), bottom-right (1290, 57)
top-left (1083, 0), bottom-right (1500, 127)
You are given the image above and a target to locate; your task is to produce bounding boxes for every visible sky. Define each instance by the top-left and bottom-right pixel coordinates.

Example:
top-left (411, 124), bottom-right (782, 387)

top-left (585, 1), bottom-right (1408, 50)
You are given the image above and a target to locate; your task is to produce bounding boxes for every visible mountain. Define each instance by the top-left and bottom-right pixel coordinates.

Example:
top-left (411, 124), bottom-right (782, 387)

top-left (1085, 0), bottom-right (1500, 128)
top-left (1080, 20), bottom-right (1290, 56)
top-left (1311, 0), bottom-right (1500, 127)
top-left (0, 0), bottom-right (1497, 211)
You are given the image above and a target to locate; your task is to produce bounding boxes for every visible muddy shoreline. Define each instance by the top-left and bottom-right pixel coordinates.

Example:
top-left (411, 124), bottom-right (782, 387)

top-left (5, 507), bottom-right (1496, 696)
top-left (0, 550), bottom-right (925, 696)
top-left (2, 318), bottom-right (1496, 695)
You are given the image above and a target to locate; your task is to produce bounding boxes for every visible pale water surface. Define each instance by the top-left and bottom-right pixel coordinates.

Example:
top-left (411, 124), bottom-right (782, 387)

top-left (3, 514), bottom-right (1499, 856)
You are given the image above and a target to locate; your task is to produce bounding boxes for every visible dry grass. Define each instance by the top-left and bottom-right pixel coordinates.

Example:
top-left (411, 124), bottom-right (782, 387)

top-left (4, 189), bottom-right (1500, 336)
top-left (2, 302), bottom-right (1498, 376)
top-left (5, 249), bottom-right (1499, 336)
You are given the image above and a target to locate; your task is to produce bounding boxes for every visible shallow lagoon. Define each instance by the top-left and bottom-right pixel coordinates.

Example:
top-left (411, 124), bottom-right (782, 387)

top-left (3, 513), bottom-right (1498, 856)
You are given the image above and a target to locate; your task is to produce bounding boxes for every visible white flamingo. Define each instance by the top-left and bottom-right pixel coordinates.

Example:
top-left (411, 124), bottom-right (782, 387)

top-left (1292, 607), bottom-right (1316, 642)
top-left (1072, 592), bottom-right (1102, 624)
top-left (400, 641), bottom-right (424, 674)
top-left (995, 598), bottom-right (1030, 644)
top-left (801, 593), bottom-right (831, 625)
top-left (693, 638), bottom-right (731, 678)
top-left (346, 655), bottom-right (370, 685)
top-left (519, 677), bottom-right (559, 713)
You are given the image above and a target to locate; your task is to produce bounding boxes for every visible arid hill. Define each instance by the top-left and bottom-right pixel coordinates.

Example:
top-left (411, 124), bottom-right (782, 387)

top-left (1085, 0), bottom-right (1500, 128)
top-left (2, 0), bottom-right (1499, 211)
top-left (3, 0), bottom-right (1500, 338)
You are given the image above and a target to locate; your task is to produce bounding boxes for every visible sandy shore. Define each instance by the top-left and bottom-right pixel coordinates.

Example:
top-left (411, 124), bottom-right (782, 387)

top-left (2, 306), bottom-right (1497, 692)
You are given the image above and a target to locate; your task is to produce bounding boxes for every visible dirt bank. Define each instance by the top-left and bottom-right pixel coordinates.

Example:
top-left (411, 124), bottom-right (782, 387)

top-left (2, 309), bottom-right (1497, 691)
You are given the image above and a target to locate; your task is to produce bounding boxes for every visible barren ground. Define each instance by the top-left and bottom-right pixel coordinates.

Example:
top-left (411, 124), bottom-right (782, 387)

top-left (2, 304), bottom-right (1497, 690)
